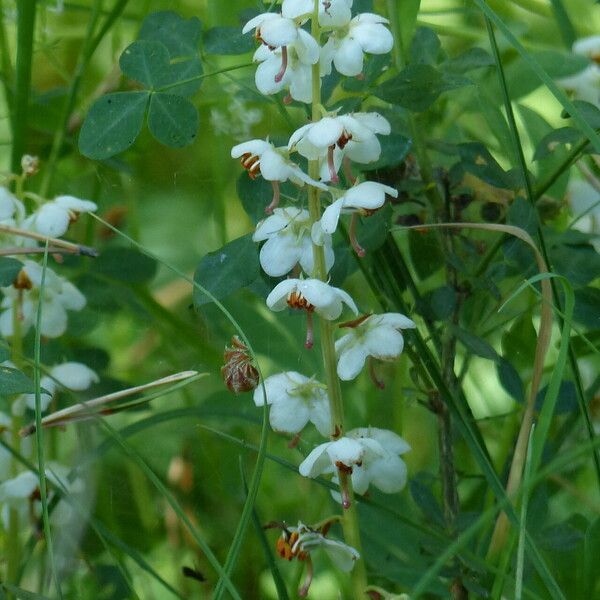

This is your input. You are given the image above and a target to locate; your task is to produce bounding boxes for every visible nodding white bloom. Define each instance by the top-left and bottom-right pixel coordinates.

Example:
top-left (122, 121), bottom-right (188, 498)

top-left (0, 464), bottom-right (83, 529)
top-left (276, 521), bottom-right (360, 571)
top-left (253, 207), bottom-right (334, 277)
top-left (244, 12), bottom-right (319, 100)
top-left (299, 427), bottom-right (411, 498)
top-left (335, 313), bottom-right (416, 381)
top-left (232, 138), bottom-right (325, 214)
top-left (319, 181), bottom-right (398, 234)
top-left (281, 0), bottom-right (314, 19)
top-left (320, 13), bottom-right (394, 77)
top-left (558, 36), bottom-right (600, 106)
top-left (24, 195), bottom-right (97, 238)
top-left (253, 41), bottom-right (317, 103)
top-left (0, 261), bottom-right (86, 338)
top-left (14, 361), bottom-right (99, 416)
top-left (253, 372), bottom-right (331, 435)
top-left (288, 113), bottom-right (391, 183)
top-left (267, 278), bottom-right (358, 320)
top-left (318, 0), bottom-right (353, 27)
top-left (267, 278), bottom-right (358, 348)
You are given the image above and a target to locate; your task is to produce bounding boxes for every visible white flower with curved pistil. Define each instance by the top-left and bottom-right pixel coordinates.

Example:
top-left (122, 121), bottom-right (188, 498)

top-left (320, 13), bottom-right (394, 77)
top-left (299, 427), bottom-right (410, 506)
top-left (253, 207), bottom-right (334, 276)
top-left (273, 519), bottom-right (359, 596)
top-left (253, 372), bottom-right (331, 436)
top-left (24, 195), bottom-right (97, 238)
top-left (317, 181), bottom-right (398, 256)
top-left (335, 313), bottom-right (416, 384)
top-left (267, 278), bottom-right (357, 348)
top-left (0, 260), bottom-right (86, 338)
top-left (244, 12), bottom-right (319, 94)
top-left (288, 112), bottom-right (391, 183)
top-left (232, 139), bottom-right (326, 213)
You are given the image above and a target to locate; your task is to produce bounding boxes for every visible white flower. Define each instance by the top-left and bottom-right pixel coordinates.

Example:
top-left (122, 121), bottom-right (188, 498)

top-left (335, 313), bottom-right (416, 380)
top-left (278, 521), bottom-right (360, 571)
top-left (320, 13), bottom-right (394, 77)
top-left (14, 361), bottom-right (99, 416)
top-left (0, 187), bottom-right (23, 222)
top-left (253, 41), bottom-right (317, 103)
top-left (318, 0), bottom-right (353, 27)
top-left (267, 278), bottom-right (358, 320)
top-left (24, 195), bottom-right (97, 238)
top-left (557, 36), bottom-right (600, 106)
top-left (319, 181), bottom-right (398, 234)
top-left (253, 207), bottom-right (334, 277)
top-left (288, 113), bottom-right (391, 182)
top-left (281, 0), bottom-right (314, 19)
top-left (0, 261), bottom-right (86, 338)
top-left (253, 371), bottom-right (331, 435)
top-left (232, 139), bottom-right (325, 189)
top-left (299, 427), bottom-right (410, 495)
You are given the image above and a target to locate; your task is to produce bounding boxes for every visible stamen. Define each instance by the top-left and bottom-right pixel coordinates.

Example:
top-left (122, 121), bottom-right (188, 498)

top-left (304, 311), bottom-right (314, 349)
top-left (266, 181), bottom-right (280, 214)
top-left (240, 153), bottom-right (261, 179)
top-left (327, 145), bottom-right (339, 183)
top-left (369, 356), bottom-right (385, 390)
top-left (298, 556), bottom-right (314, 598)
top-left (274, 46), bottom-right (288, 83)
top-left (349, 213), bottom-right (366, 257)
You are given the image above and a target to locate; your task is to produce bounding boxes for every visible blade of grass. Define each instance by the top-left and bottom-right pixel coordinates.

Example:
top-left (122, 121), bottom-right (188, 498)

top-left (548, 0), bottom-right (576, 48)
top-left (88, 213), bottom-right (271, 597)
top-left (473, 0), bottom-right (600, 154)
top-left (240, 460), bottom-right (290, 600)
top-left (515, 426), bottom-right (536, 600)
top-left (92, 416), bottom-right (243, 600)
top-left (10, 0), bottom-right (36, 172)
top-left (33, 243), bottom-right (62, 599)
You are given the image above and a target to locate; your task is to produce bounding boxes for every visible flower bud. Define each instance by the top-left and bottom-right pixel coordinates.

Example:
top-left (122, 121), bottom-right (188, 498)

top-left (221, 335), bottom-right (259, 394)
top-left (21, 155), bottom-right (40, 176)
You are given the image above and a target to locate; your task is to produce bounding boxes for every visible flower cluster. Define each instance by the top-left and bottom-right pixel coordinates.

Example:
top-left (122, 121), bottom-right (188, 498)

top-left (0, 164), bottom-right (99, 539)
top-left (227, 1), bottom-right (416, 592)
top-left (558, 35), bottom-right (600, 107)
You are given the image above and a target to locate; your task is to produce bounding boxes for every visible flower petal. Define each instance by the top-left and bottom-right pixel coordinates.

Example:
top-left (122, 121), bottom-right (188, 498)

top-left (260, 235), bottom-right (302, 277)
top-left (50, 362), bottom-right (99, 390)
top-left (320, 198), bottom-right (345, 234)
top-left (268, 394), bottom-right (310, 433)
top-left (231, 139), bottom-right (271, 159)
top-left (337, 343), bottom-right (368, 380)
top-left (333, 37), bottom-right (365, 76)
top-left (368, 454), bottom-right (408, 493)
top-left (266, 279), bottom-right (299, 311)
top-left (299, 442), bottom-right (333, 477)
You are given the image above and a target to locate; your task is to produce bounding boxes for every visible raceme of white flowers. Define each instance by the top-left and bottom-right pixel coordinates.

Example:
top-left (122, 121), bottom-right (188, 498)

top-left (233, 2), bottom-right (415, 581)
top-left (0, 181), bottom-right (97, 525)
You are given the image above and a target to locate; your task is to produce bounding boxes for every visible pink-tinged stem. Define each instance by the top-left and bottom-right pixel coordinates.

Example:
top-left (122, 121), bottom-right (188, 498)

top-left (266, 180), bottom-right (281, 214)
top-left (304, 311), bottom-right (314, 349)
top-left (342, 156), bottom-right (356, 184)
top-left (274, 46), bottom-right (288, 83)
top-left (287, 432), bottom-right (301, 449)
top-left (298, 556), bottom-right (314, 597)
top-left (327, 145), bottom-right (339, 183)
top-left (283, 93), bottom-right (293, 105)
top-left (349, 213), bottom-right (366, 257)
top-left (368, 357), bottom-right (385, 390)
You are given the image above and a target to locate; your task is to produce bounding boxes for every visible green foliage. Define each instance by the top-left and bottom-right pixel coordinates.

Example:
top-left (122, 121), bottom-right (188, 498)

top-left (0, 258), bottom-right (23, 286)
top-left (79, 11), bottom-right (202, 159)
top-left (0, 365), bottom-right (37, 395)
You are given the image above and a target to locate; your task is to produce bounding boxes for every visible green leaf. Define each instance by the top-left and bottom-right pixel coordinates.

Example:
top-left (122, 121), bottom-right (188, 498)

top-left (573, 287), bottom-right (600, 329)
top-left (453, 327), bottom-right (500, 362)
top-left (93, 248), bottom-right (157, 283)
top-left (443, 47), bottom-right (494, 73)
top-left (0, 366), bottom-right (36, 395)
top-left (562, 100), bottom-right (600, 130)
top-left (410, 27), bottom-right (441, 66)
top-left (78, 91), bottom-right (149, 160)
top-left (139, 11), bottom-right (202, 58)
top-left (533, 127), bottom-right (581, 160)
top-left (375, 64), bottom-right (470, 112)
top-left (203, 26), bottom-right (254, 55)
top-left (119, 40), bottom-right (171, 89)
top-left (551, 242), bottom-right (600, 287)
top-left (1, 584), bottom-right (49, 600)
top-left (193, 234), bottom-right (260, 306)
top-left (147, 93), bottom-right (198, 148)
top-left (0, 257), bottom-right (22, 286)
top-left (457, 142), bottom-right (516, 189)
top-left (584, 518), bottom-right (600, 598)
top-left (426, 285), bottom-right (456, 320)
top-left (408, 229), bottom-right (443, 279)
top-left (497, 358), bottom-right (525, 402)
